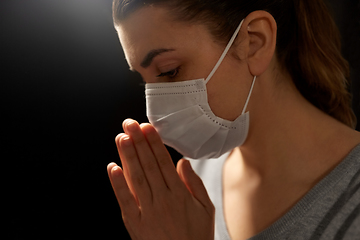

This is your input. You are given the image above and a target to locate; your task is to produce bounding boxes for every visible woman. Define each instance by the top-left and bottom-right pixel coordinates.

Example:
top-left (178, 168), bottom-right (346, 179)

top-left (107, 0), bottom-right (360, 239)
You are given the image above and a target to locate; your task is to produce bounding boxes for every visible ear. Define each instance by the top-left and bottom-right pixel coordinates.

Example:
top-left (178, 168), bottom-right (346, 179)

top-left (234, 11), bottom-right (277, 77)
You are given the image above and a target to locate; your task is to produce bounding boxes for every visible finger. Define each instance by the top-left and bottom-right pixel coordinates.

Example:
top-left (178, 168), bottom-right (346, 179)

top-left (118, 133), bottom-right (153, 208)
top-left (115, 133), bottom-right (139, 204)
top-left (123, 120), bottom-right (168, 193)
top-left (141, 123), bottom-right (184, 190)
top-left (107, 162), bottom-right (117, 175)
top-left (107, 163), bottom-right (140, 221)
top-left (177, 159), bottom-right (214, 212)
top-left (176, 160), bottom-right (191, 193)
top-left (122, 118), bottom-right (134, 134)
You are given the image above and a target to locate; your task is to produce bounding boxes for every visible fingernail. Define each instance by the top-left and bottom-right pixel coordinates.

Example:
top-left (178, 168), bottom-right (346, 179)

top-left (127, 120), bottom-right (138, 132)
top-left (120, 135), bottom-right (132, 146)
top-left (115, 133), bottom-right (126, 142)
top-left (141, 123), bottom-right (153, 135)
top-left (111, 166), bottom-right (122, 176)
top-left (122, 118), bottom-right (133, 130)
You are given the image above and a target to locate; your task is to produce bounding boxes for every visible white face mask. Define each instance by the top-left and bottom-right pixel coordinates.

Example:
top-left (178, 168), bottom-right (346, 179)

top-left (145, 19), bottom-right (256, 160)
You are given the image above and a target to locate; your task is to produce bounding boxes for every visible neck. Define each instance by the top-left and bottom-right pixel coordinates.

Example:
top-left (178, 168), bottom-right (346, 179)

top-left (236, 69), bottom-right (359, 184)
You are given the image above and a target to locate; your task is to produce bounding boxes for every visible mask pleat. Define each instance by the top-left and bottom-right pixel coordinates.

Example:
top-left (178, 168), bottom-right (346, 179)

top-left (148, 104), bottom-right (223, 158)
top-left (195, 126), bottom-right (229, 160)
top-left (147, 104), bottom-right (204, 140)
top-left (146, 79), bottom-right (207, 116)
top-left (174, 113), bottom-right (222, 158)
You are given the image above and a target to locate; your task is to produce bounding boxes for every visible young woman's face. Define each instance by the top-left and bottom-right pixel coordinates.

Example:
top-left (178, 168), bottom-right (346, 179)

top-left (116, 6), bottom-right (254, 121)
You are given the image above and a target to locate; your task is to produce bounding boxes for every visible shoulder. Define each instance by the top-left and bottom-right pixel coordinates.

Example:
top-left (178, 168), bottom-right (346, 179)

top-left (277, 144), bottom-right (360, 240)
top-left (306, 144), bottom-right (360, 239)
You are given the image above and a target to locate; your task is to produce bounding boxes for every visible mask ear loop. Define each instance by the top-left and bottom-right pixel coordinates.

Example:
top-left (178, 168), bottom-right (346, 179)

top-left (241, 76), bottom-right (256, 114)
top-left (205, 19), bottom-right (244, 84)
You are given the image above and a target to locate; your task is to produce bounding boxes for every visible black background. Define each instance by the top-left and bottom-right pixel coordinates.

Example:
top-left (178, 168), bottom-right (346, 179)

top-left (2, 0), bottom-right (359, 239)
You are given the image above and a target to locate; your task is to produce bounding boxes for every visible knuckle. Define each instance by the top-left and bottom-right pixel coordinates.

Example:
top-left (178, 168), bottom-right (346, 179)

top-left (157, 155), bottom-right (171, 167)
top-left (132, 172), bottom-right (146, 186)
top-left (131, 134), bottom-right (146, 145)
top-left (121, 196), bottom-right (134, 208)
top-left (131, 137), bottom-right (143, 146)
top-left (142, 160), bottom-right (157, 172)
top-left (125, 150), bottom-right (137, 160)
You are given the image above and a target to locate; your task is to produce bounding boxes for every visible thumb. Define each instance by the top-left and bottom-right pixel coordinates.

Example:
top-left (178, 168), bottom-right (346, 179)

top-left (177, 159), bottom-right (213, 209)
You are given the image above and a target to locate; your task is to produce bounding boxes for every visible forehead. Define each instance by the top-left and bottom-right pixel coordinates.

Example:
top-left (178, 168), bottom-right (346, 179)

top-left (115, 6), bottom-right (213, 70)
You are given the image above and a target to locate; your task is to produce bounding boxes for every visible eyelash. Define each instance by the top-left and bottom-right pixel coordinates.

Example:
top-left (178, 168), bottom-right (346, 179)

top-left (157, 67), bottom-right (180, 78)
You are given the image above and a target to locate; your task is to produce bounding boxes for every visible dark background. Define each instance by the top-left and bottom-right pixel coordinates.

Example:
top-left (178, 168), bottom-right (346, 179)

top-left (2, 0), bottom-right (359, 239)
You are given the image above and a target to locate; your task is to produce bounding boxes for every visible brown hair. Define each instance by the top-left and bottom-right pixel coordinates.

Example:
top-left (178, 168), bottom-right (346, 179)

top-left (113, 0), bottom-right (356, 128)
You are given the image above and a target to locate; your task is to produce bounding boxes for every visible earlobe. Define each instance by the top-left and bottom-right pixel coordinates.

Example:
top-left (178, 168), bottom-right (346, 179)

top-left (239, 11), bottom-right (277, 77)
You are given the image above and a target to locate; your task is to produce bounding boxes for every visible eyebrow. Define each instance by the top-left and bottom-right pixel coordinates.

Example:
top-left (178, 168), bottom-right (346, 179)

top-left (140, 48), bottom-right (175, 68)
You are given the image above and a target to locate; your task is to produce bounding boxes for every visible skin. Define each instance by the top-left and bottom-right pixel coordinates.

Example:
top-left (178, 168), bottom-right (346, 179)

top-left (108, 6), bottom-right (360, 240)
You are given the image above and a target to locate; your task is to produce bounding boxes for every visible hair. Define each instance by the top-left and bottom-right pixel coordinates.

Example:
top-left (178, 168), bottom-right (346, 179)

top-left (113, 0), bottom-right (357, 128)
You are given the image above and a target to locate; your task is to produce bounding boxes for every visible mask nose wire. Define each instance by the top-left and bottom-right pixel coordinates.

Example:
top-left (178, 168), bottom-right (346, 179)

top-left (204, 19), bottom-right (245, 84)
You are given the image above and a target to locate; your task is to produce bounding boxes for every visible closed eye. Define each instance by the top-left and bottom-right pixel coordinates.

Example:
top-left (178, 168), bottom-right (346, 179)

top-left (156, 67), bottom-right (180, 78)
